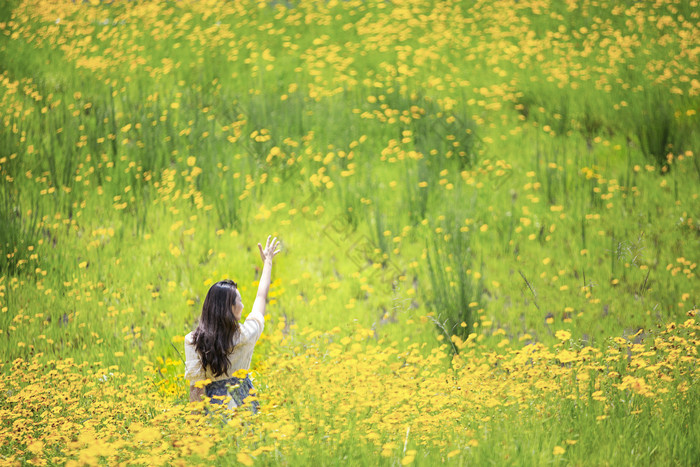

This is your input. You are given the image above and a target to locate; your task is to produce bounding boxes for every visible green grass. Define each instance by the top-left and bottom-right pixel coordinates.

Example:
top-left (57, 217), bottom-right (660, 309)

top-left (0, 0), bottom-right (698, 464)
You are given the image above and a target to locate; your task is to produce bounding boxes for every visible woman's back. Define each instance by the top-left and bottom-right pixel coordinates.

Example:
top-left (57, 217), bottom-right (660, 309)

top-left (184, 307), bottom-right (264, 383)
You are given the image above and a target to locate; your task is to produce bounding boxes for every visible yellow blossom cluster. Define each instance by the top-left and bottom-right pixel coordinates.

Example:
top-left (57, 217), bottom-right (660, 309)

top-left (1, 315), bottom-right (696, 464)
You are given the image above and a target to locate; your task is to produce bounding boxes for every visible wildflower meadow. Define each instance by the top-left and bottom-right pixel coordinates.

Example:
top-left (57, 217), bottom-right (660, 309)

top-left (0, 0), bottom-right (698, 465)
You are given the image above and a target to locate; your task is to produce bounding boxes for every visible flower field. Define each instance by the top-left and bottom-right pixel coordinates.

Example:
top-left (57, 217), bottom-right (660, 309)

top-left (0, 0), bottom-right (698, 464)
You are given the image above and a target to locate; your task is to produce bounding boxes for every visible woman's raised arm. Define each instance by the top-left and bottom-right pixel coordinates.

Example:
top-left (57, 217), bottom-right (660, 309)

top-left (251, 235), bottom-right (281, 318)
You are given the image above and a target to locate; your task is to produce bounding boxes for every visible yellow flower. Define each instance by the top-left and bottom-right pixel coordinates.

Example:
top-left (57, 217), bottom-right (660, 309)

top-left (194, 379), bottom-right (212, 389)
top-left (27, 440), bottom-right (44, 455)
top-left (553, 446), bottom-right (565, 455)
top-left (557, 349), bottom-right (577, 364)
top-left (555, 330), bottom-right (572, 341)
top-left (237, 453), bottom-right (254, 466)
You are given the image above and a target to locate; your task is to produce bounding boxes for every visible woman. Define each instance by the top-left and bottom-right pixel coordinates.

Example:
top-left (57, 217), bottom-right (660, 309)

top-left (184, 235), bottom-right (281, 412)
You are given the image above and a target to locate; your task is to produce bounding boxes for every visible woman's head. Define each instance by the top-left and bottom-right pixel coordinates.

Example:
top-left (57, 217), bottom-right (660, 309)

top-left (192, 279), bottom-right (242, 377)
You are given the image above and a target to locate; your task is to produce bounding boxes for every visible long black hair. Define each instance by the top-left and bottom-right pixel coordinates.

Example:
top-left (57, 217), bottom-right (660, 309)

top-left (192, 279), bottom-right (240, 377)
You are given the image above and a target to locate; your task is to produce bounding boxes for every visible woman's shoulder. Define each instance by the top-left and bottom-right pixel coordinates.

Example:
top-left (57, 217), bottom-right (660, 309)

top-left (238, 312), bottom-right (264, 344)
top-left (184, 331), bottom-right (196, 346)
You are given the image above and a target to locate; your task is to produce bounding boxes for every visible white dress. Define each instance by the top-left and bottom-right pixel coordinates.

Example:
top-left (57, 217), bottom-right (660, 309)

top-left (184, 309), bottom-right (265, 385)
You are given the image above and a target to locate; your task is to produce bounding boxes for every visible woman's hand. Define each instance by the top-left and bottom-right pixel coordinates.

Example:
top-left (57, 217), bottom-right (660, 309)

top-left (258, 235), bottom-right (281, 265)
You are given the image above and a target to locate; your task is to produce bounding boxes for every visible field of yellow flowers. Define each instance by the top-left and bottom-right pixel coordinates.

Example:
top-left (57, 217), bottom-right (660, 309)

top-left (1, 0), bottom-right (698, 464)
